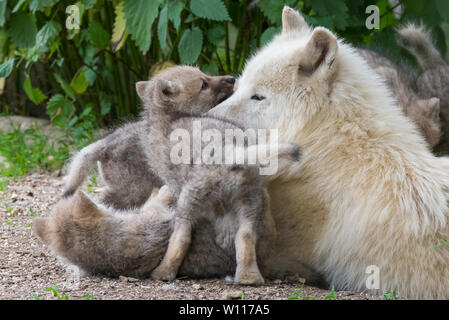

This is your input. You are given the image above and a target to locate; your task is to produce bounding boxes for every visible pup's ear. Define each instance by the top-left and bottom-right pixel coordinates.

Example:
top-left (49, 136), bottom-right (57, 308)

top-left (282, 6), bottom-right (307, 35)
top-left (136, 81), bottom-right (152, 100)
top-left (33, 218), bottom-right (51, 245)
top-left (295, 27), bottom-right (338, 78)
top-left (156, 79), bottom-right (180, 102)
top-left (427, 97), bottom-right (440, 122)
top-left (74, 191), bottom-right (102, 219)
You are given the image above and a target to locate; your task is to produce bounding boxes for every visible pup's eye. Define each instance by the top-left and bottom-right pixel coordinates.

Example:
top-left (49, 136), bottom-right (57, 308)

top-left (201, 81), bottom-right (208, 91)
top-left (251, 94), bottom-right (265, 101)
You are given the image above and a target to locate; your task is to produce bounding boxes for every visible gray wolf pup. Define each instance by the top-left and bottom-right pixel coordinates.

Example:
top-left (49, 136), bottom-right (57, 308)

top-left (358, 48), bottom-right (441, 148)
top-left (62, 67), bottom-right (235, 209)
top-left (396, 24), bottom-right (449, 154)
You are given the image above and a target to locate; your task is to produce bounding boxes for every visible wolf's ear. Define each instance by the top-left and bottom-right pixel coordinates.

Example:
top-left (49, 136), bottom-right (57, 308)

top-left (156, 79), bottom-right (180, 102)
top-left (282, 6), bottom-right (307, 35)
top-left (295, 27), bottom-right (338, 78)
top-left (136, 81), bottom-right (153, 101)
top-left (75, 191), bottom-right (102, 219)
top-left (33, 218), bottom-right (51, 245)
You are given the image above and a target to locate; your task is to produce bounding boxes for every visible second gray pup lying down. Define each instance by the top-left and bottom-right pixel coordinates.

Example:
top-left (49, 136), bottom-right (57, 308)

top-left (62, 68), bottom-right (235, 209)
top-left (33, 187), bottom-right (320, 282)
top-left (138, 67), bottom-right (302, 285)
top-left (358, 49), bottom-right (441, 148)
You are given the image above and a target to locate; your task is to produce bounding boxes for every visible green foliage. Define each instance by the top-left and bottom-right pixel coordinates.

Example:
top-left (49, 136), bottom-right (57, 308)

top-left (23, 74), bottom-right (47, 104)
top-left (124, 0), bottom-right (160, 53)
top-left (288, 286), bottom-right (316, 300)
top-left (324, 286), bottom-right (340, 300)
top-left (190, 0), bottom-right (231, 21)
top-left (384, 290), bottom-right (399, 300)
top-left (178, 27), bottom-right (203, 64)
top-left (0, 57), bottom-right (13, 77)
top-left (32, 282), bottom-right (94, 300)
top-left (9, 12), bottom-right (37, 49)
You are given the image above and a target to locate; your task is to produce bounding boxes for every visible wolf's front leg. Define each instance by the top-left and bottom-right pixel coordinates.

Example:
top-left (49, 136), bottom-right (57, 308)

top-left (151, 216), bottom-right (192, 281)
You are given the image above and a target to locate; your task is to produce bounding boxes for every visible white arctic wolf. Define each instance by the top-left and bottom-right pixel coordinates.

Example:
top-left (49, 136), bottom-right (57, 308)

top-left (210, 7), bottom-right (449, 299)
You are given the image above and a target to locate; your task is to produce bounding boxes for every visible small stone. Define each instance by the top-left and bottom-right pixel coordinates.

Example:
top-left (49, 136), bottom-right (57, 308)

top-left (192, 283), bottom-right (203, 290)
top-left (222, 290), bottom-right (243, 300)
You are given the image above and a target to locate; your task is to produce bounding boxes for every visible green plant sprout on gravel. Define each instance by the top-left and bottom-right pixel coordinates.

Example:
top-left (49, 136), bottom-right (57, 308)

top-left (32, 282), bottom-right (94, 300)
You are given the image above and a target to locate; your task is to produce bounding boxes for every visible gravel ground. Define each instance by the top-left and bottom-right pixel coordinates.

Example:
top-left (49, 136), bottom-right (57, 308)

top-left (0, 173), bottom-right (383, 300)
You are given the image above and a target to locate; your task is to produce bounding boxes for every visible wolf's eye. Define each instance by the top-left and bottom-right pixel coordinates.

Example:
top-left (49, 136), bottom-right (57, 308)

top-left (251, 94), bottom-right (265, 101)
top-left (201, 81), bottom-right (208, 91)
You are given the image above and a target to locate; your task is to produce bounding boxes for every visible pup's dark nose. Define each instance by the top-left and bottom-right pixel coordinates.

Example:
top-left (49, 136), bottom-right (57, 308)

top-left (226, 76), bottom-right (235, 84)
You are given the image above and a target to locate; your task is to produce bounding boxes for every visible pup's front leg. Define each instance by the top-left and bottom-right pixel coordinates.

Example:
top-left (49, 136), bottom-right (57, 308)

top-left (151, 216), bottom-right (192, 281)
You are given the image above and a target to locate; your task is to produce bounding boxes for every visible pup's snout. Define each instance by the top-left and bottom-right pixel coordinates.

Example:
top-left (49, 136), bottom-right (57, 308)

top-left (226, 76), bottom-right (235, 84)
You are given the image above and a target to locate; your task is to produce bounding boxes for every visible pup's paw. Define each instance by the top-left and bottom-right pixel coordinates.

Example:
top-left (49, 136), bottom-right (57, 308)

top-left (151, 265), bottom-right (177, 281)
top-left (234, 268), bottom-right (265, 286)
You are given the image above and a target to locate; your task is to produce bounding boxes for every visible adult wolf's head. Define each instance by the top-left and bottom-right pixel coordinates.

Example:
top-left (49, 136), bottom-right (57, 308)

top-left (210, 7), bottom-right (342, 131)
top-left (210, 7), bottom-right (400, 140)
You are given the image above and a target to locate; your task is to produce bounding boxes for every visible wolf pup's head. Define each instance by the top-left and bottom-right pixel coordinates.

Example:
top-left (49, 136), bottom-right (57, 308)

top-left (33, 191), bottom-right (105, 258)
top-left (136, 66), bottom-right (235, 114)
top-left (407, 97), bottom-right (441, 148)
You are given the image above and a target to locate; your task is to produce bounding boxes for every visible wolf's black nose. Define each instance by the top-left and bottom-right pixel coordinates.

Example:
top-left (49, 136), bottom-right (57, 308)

top-left (226, 76), bottom-right (235, 84)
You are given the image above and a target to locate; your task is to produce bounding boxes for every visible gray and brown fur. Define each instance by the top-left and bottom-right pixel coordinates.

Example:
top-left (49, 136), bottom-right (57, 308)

top-left (62, 68), bottom-right (235, 209)
top-left (33, 187), bottom-right (321, 283)
top-left (358, 48), bottom-right (441, 148)
top-left (396, 24), bottom-right (449, 154)
top-left (137, 66), bottom-right (301, 285)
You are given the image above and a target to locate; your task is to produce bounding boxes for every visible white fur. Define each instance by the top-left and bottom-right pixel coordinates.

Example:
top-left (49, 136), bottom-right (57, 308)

top-left (209, 7), bottom-right (449, 298)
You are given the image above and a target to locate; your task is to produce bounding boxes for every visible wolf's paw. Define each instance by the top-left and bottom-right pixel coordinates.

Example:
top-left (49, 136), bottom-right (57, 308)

top-left (151, 266), bottom-right (177, 281)
top-left (234, 269), bottom-right (265, 286)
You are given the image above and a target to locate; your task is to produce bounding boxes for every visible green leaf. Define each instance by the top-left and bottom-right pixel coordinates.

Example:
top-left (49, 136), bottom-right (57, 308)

top-left (29, 0), bottom-right (58, 13)
top-left (168, 0), bottom-right (184, 30)
top-left (23, 74), bottom-right (47, 105)
top-left (88, 20), bottom-right (109, 48)
top-left (54, 74), bottom-right (75, 100)
top-left (178, 27), bottom-right (203, 64)
top-left (0, 58), bottom-right (14, 78)
top-left (47, 94), bottom-right (75, 127)
top-left (0, 0), bottom-right (6, 27)
top-left (208, 25), bottom-right (225, 45)
top-left (36, 21), bottom-right (62, 48)
top-left (202, 60), bottom-right (219, 76)
top-left (436, 0), bottom-right (449, 20)
top-left (257, 0), bottom-right (285, 25)
top-left (158, 3), bottom-right (168, 50)
top-left (71, 71), bottom-right (89, 94)
top-left (81, 0), bottom-right (97, 9)
top-left (304, 0), bottom-right (349, 30)
top-left (190, 0), bottom-right (230, 21)
top-left (111, 1), bottom-right (128, 52)
top-left (9, 12), bottom-right (37, 48)
top-left (124, 0), bottom-right (160, 54)
top-left (12, 0), bottom-right (26, 13)
top-left (260, 27), bottom-right (280, 46)
top-left (100, 93), bottom-right (111, 116)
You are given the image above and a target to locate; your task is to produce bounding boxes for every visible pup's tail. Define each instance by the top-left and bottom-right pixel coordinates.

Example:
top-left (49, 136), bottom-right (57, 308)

top-left (396, 23), bottom-right (446, 70)
top-left (62, 139), bottom-right (105, 198)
